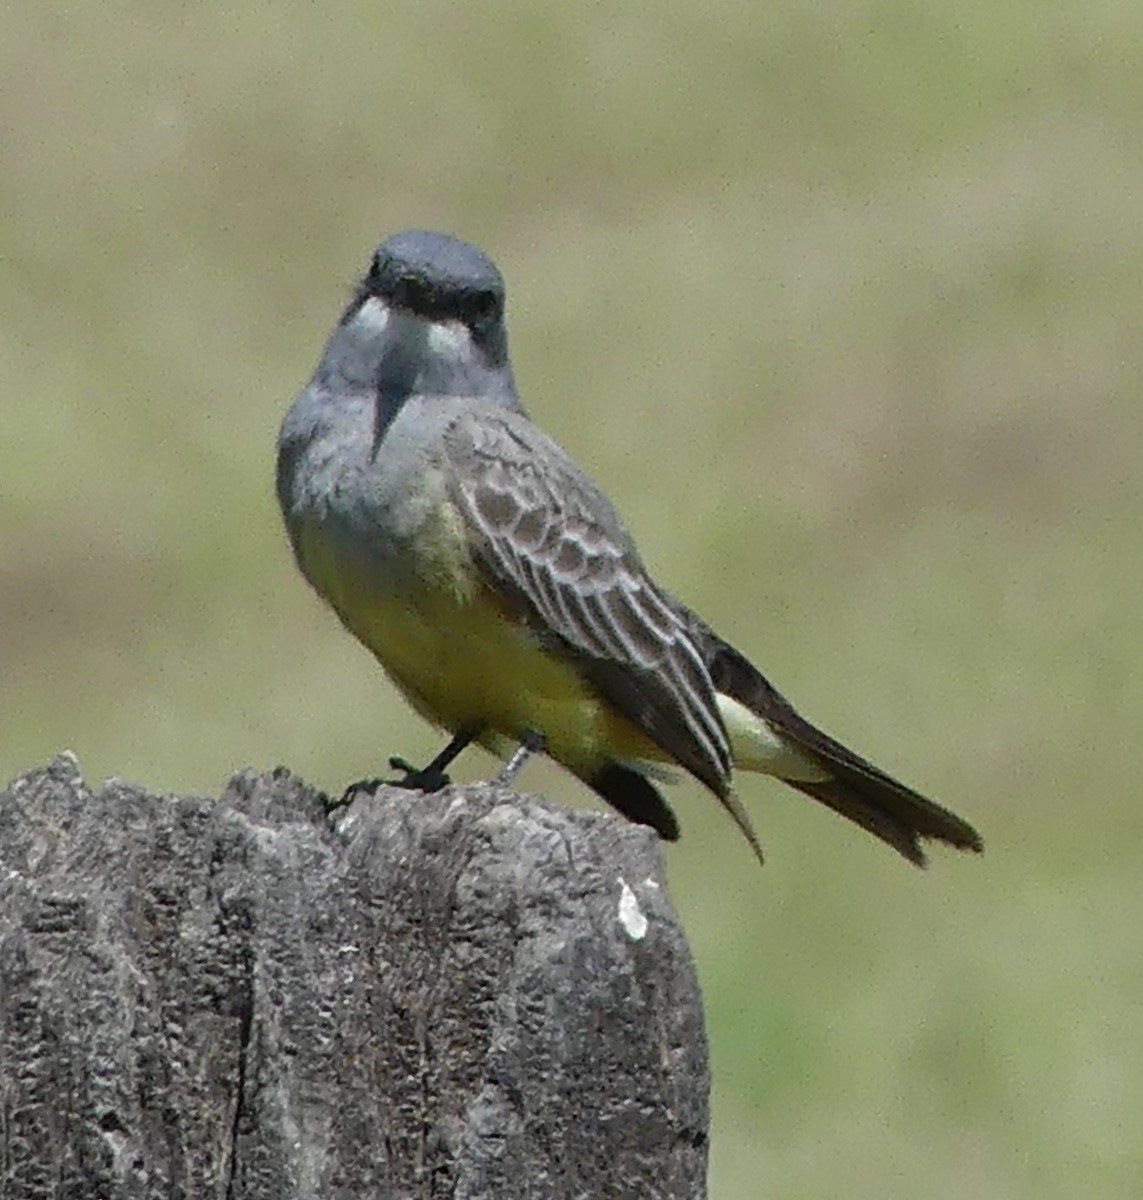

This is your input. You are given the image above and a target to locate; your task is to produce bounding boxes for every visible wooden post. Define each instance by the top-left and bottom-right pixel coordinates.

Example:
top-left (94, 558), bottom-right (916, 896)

top-left (0, 755), bottom-right (710, 1199)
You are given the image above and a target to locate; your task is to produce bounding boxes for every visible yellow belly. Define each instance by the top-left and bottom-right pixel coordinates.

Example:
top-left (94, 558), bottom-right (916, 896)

top-left (295, 502), bottom-right (659, 773)
top-left (346, 583), bottom-right (660, 771)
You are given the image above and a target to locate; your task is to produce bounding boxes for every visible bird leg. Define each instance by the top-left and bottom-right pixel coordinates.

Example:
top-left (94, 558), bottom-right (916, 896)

top-left (333, 725), bottom-right (483, 809)
top-left (494, 728), bottom-right (548, 787)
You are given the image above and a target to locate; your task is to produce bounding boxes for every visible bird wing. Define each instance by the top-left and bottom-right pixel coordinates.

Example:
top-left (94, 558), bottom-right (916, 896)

top-left (441, 406), bottom-right (732, 796)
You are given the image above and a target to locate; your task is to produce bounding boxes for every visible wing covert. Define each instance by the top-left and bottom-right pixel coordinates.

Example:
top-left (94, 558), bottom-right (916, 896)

top-left (441, 408), bottom-right (732, 793)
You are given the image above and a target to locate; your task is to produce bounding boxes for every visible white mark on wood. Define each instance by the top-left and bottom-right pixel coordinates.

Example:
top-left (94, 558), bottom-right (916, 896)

top-left (617, 877), bottom-right (648, 941)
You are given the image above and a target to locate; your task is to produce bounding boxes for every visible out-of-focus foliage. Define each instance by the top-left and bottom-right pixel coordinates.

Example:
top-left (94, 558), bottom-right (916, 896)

top-left (3, 3), bottom-right (1140, 1195)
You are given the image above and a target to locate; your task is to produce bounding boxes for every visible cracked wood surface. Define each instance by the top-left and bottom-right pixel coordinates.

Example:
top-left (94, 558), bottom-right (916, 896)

top-left (0, 756), bottom-right (709, 1199)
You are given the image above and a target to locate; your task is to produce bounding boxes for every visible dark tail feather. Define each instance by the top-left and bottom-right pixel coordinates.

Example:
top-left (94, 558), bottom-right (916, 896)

top-left (787, 771), bottom-right (981, 868)
top-left (698, 633), bottom-right (984, 867)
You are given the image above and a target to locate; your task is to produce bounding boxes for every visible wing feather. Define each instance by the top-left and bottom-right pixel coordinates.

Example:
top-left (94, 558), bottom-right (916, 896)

top-left (442, 408), bottom-right (732, 792)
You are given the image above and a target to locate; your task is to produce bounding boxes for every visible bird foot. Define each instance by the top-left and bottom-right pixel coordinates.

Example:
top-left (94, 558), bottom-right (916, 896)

top-left (328, 756), bottom-right (452, 813)
top-left (383, 755), bottom-right (453, 793)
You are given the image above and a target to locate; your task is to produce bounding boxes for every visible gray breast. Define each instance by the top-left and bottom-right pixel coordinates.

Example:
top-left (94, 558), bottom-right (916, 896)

top-left (277, 386), bottom-right (465, 599)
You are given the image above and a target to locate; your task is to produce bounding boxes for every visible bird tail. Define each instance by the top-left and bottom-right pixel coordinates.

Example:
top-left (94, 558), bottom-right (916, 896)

top-left (782, 771), bottom-right (981, 868)
top-left (700, 635), bottom-right (984, 867)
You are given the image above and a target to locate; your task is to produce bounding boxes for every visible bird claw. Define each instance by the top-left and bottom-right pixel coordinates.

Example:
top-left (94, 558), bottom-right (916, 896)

top-left (384, 755), bottom-right (452, 793)
top-left (329, 759), bottom-right (453, 813)
top-left (326, 776), bottom-right (382, 812)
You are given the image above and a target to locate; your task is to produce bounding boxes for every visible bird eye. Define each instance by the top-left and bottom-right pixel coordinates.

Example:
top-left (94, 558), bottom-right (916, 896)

top-left (468, 289), bottom-right (500, 322)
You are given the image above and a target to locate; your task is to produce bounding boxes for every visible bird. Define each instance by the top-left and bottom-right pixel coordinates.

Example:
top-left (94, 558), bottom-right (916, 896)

top-left (276, 229), bottom-right (983, 867)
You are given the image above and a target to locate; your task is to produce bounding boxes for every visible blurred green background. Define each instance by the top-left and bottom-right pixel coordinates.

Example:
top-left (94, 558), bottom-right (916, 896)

top-left (4, 1), bottom-right (1140, 1195)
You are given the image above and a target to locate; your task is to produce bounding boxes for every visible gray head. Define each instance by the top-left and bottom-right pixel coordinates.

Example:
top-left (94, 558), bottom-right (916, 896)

top-left (281, 231), bottom-right (520, 515)
top-left (365, 231), bottom-right (505, 330)
top-left (313, 230), bottom-right (519, 410)
top-left (340, 230), bottom-right (512, 375)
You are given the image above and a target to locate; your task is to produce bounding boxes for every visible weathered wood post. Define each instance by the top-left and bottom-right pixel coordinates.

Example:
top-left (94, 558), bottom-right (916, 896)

top-left (0, 755), bottom-right (710, 1199)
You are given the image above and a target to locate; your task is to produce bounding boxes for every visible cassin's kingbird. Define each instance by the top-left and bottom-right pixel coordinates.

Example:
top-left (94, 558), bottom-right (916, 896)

top-left (277, 230), bottom-right (983, 866)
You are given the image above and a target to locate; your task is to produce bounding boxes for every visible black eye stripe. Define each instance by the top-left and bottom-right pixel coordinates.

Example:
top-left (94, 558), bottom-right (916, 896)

top-left (368, 258), bottom-right (502, 324)
top-left (463, 289), bottom-right (502, 320)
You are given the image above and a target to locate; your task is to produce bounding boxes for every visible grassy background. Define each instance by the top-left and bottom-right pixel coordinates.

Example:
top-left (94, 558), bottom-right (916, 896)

top-left (4, 2), bottom-right (1141, 1195)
